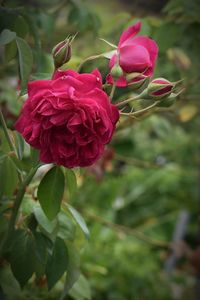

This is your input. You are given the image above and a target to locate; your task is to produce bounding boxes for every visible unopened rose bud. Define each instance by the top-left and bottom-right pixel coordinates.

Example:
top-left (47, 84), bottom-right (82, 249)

top-left (110, 64), bottom-right (124, 80)
top-left (126, 73), bottom-right (149, 90)
top-left (52, 39), bottom-right (71, 68)
top-left (147, 78), bottom-right (175, 100)
top-left (156, 95), bottom-right (176, 107)
top-left (126, 72), bottom-right (142, 81)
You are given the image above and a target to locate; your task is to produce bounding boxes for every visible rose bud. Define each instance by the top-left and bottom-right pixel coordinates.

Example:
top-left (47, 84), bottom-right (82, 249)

top-left (52, 38), bottom-right (71, 68)
top-left (110, 64), bottom-right (124, 81)
top-left (156, 95), bottom-right (176, 107)
top-left (106, 21), bottom-right (158, 87)
top-left (147, 78), bottom-right (175, 100)
top-left (126, 73), bottom-right (149, 90)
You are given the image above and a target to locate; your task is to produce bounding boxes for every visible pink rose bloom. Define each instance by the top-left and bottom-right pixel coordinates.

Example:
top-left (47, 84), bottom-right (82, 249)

top-left (106, 21), bottom-right (159, 87)
top-left (15, 69), bottom-right (119, 168)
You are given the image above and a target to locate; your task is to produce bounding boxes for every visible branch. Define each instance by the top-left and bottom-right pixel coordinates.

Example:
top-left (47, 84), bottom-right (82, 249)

top-left (86, 212), bottom-right (169, 248)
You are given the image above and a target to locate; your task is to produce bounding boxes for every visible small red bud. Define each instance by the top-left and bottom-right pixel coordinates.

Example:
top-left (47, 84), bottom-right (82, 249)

top-left (148, 78), bottom-right (175, 100)
top-left (52, 39), bottom-right (72, 68)
top-left (126, 73), bottom-right (149, 90)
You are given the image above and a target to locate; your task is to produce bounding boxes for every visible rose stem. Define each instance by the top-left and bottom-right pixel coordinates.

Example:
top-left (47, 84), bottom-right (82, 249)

top-left (77, 54), bottom-right (103, 72)
top-left (0, 164), bottom-right (40, 256)
top-left (0, 109), bottom-right (23, 183)
top-left (120, 101), bottom-right (159, 117)
top-left (110, 83), bottom-right (116, 100)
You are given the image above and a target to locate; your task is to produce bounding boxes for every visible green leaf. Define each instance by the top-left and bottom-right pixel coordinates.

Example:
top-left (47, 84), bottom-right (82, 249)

top-left (5, 40), bottom-right (17, 62)
top-left (33, 205), bottom-right (58, 234)
top-left (30, 147), bottom-right (40, 166)
top-left (0, 156), bottom-right (18, 199)
top-left (15, 36), bottom-right (33, 94)
top-left (0, 29), bottom-right (16, 45)
top-left (69, 274), bottom-right (91, 300)
top-left (14, 131), bottom-right (25, 160)
top-left (65, 169), bottom-right (77, 200)
top-left (57, 211), bottom-right (76, 241)
top-left (33, 231), bottom-right (52, 277)
top-left (60, 244), bottom-right (80, 299)
top-left (14, 15), bottom-right (29, 38)
top-left (20, 12), bottom-right (41, 50)
top-left (31, 72), bottom-right (51, 80)
top-left (0, 212), bottom-right (8, 238)
top-left (0, 128), bottom-right (10, 153)
top-left (37, 166), bottom-right (65, 220)
top-left (67, 204), bottom-right (90, 239)
top-left (9, 230), bottom-right (36, 287)
top-left (46, 237), bottom-right (68, 290)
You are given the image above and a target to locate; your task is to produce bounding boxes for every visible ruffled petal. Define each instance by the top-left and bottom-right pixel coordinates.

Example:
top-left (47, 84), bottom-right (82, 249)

top-left (52, 69), bottom-right (78, 80)
top-left (28, 80), bottom-right (52, 97)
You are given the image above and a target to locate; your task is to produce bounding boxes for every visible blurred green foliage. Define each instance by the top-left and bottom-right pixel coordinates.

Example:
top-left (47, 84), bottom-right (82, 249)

top-left (0, 0), bottom-right (200, 299)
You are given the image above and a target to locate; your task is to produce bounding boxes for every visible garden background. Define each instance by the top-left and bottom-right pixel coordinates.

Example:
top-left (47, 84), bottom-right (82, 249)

top-left (0, 0), bottom-right (200, 299)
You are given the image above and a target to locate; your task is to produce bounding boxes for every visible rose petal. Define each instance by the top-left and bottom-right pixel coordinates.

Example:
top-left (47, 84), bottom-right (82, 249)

top-left (132, 36), bottom-right (158, 75)
top-left (109, 53), bottom-right (118, 69)
top-left (28, 80), bottom-right (52, 97)
top-left (106, 74), bottom-right (127, 87)
top-left (119, 44), bottom-right (151, 73)
top-left (52, 69), bottom-right (78, 80)
top-left (118, 21), bottom-right (141, 47)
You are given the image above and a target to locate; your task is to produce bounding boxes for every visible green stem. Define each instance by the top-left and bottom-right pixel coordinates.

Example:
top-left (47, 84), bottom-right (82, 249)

top-left (110, 83), bottom-right (116, 100)
top-left (116, 94), bottom-right (140, 107)
top-left (0, 109), bottom-right (23, 183)
top-left (116, 89), bottom-right (149, 107)
top-left (120, 101), bottom-right (159, 117)
top-left (77, 54), bottom-right (103, 72)
top-left (0, 109), bottom-right (16, 153)
top-left (0, 165), bottom-right (39, 256)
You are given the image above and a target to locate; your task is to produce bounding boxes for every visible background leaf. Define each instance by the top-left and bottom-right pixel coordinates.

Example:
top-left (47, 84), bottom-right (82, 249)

top-left (15, 36), bottom-right (33, 94)
top-left (65, 169), bottom-right (77, 200)
top-left (0, 29), bottom-right (16, 45)
top-left (0, 156), bottom-right (18, 199)
top-left (69, 274), bottom-right (91, 300)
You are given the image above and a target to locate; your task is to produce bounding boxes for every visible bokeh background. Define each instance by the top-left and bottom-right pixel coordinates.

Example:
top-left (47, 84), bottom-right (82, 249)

top-left (0, 0), bottom-right (200, 299)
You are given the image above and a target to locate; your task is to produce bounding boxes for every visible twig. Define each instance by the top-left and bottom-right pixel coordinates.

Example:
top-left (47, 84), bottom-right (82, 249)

top-left (86, 212), bottom-right (169, 248)
top-left (115, 153), bottom-right (161, 169)
top-left (120, 102), bottom-right (158, 117)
